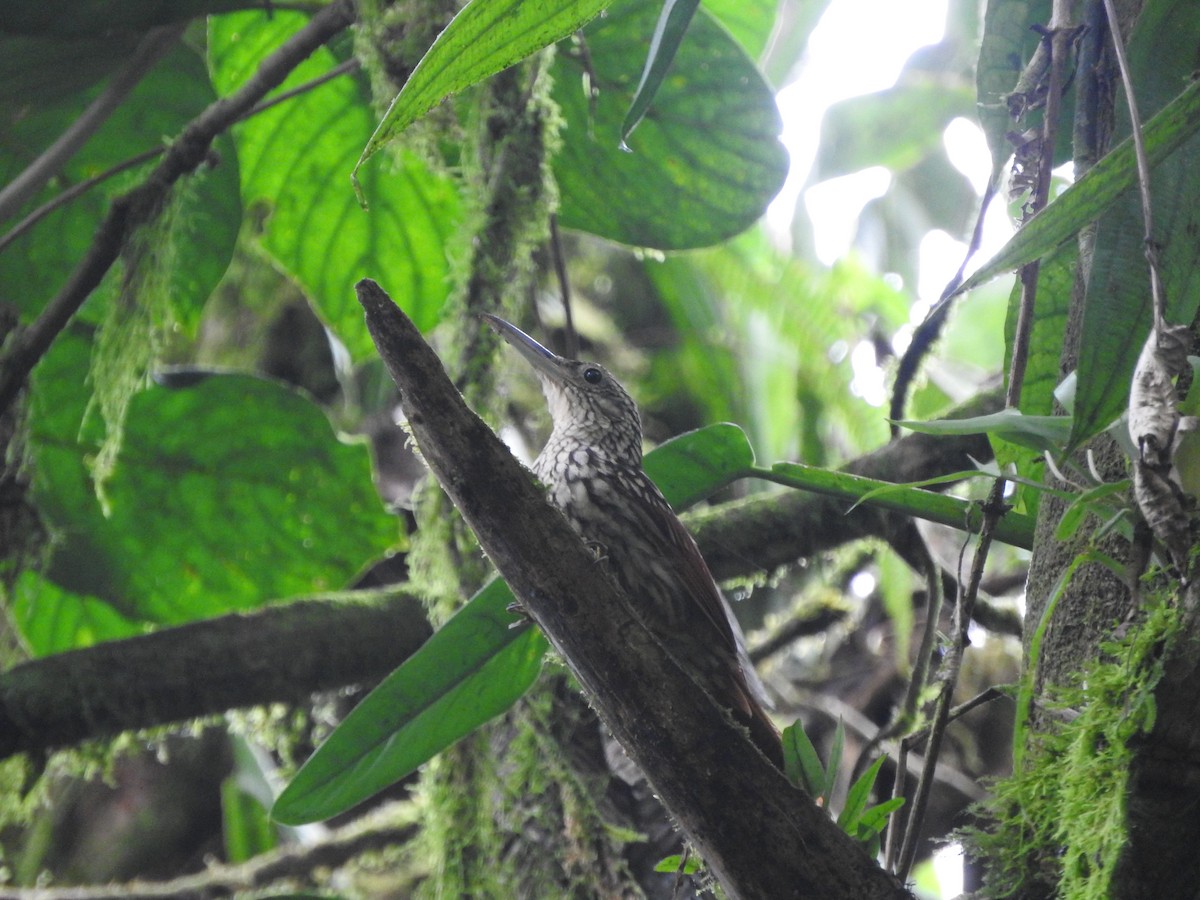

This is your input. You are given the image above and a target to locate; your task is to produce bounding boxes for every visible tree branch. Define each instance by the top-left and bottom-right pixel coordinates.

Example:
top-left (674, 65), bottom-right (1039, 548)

top-left (0, 0), bottom-right (356, 416)
top-left (0, 591), bottom-right (430, 760)
top-left (354, 278), bottom-right (910, 900)
top-left (0, 803), bottom-right (418, 900)
top-left (0, 24), bottom-right (186, 223)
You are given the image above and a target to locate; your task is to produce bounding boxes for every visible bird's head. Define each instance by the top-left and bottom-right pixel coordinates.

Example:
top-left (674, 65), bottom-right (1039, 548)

top-left (483, 314), bottom-right (642, 461)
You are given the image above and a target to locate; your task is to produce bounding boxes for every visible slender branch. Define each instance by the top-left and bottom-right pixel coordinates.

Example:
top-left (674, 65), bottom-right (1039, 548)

top-left (0, 58), bottom-right (361, 255)
top-left (355, 278), bottom-right (911, 900)
top-left (0, 25), bottom-right (186, 223)
top-left (893, 11), bottom-right (1077, 879)
top-left (0, 0), bottom-right (357, 417)
top-left (548, 214), bottom-right (579, 359)
top-left (0, 803), bottom-right (417, 900)
top-left (1099, 0), bottom-right (1165, 328)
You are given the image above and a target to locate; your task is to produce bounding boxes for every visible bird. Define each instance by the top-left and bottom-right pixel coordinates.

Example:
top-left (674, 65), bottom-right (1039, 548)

top-left (483, 314), bottom-right (782, 767)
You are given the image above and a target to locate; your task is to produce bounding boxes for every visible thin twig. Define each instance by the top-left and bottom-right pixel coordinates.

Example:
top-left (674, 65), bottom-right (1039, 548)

top-left (891, 13), bottom-right (1077, 880)
top-left (854, 546), bottom-right (944, 781)
top-left (0, 804), bottom-right (417, 900)
top-left (0, 58), bottom-right (360, 257)
top-left (0, 1), bottom-right (356, 417)
top-left (1099, 0), bottom-right (1165, 328)
top-left (548, 214), bottom-right (579, 359)
top-left (0, 24), bottom-right (186, 223)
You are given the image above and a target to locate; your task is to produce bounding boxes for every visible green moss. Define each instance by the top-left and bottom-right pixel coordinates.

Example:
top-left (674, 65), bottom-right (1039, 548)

top-left (88, 187), bottom-right (190, 508)
top-left (968, 592), bottom-right (1179, 898)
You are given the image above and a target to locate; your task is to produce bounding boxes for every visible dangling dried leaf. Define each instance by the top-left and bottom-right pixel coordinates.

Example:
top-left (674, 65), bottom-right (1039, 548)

top-left (1128, 323), bottom-right (1191, 468)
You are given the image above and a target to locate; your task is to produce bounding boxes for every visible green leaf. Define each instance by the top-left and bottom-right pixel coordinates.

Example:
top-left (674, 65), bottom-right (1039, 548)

top-left (271, 423), bottom-right (757, 823)
top-left (822, 718), bottom-right (844, 807)
top-left (855, 796), bottom-right (905, 836)
top-left (838, 754), bottom-right (885, 831)
top-left (698, 0), bottom-right (777, 60)
top-left (553, 0), bottom-right (787, 249)
top-left (1054, 479), bottom-right (1131, 542)
top-left (25, 332), bottom-right (399, 637)
top-left (895, 409), bottom-right (1072, 453)
top-left (208, 11), bottom-right (460, 359)
top-left (271, 579), bottom-right (548, 825)
top-left (642, 422), bottom-right (755, 509)
top-left (654, 854), bottom-right (703, 875)
top-left (760, 462), bottom-right (1036, 550)
top-left (10, 571), bottom-right (146, 656)
top-left (221, 777), bottom-right (276, 864)
top-left (354, 0), bottom-right (612, 181)
top-left (974, 0), bottom-right (1049, 184)
top-left (619, 0), bottom-right (699, 147)
top-left (781, 720), bottom-right (826, 796)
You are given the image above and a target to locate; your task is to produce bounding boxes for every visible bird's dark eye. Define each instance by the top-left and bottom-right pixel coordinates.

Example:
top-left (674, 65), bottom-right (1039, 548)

top-left (583, 367), bottom-right (603, 385)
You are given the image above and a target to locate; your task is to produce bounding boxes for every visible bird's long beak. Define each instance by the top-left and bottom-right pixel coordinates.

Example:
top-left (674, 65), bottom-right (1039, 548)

top-left (481, 314), bottom-right (566, 381)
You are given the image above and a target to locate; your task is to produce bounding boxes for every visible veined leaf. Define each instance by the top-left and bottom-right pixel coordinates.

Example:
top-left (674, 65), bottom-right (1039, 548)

top-left (619, 0), bottom-right (700, 146)
top-left (354, 0), bottom-right (612, 185)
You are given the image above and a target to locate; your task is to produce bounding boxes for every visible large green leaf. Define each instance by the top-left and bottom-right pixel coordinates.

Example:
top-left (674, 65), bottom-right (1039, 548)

top-left (553, 0), bottom-right (787, 249)
top-left (10, 571), bottom-right (147, 656)
top-left (699, 0), bottom-right (777, 60)
top-left (0, 44), bottom-right (240, 331)
top-left (354, 0), bottom-right (613, 178)
top-left (642, 422), bottom-right (755, 507)
top-left (208, 11), bottom-right (460, 359)
top-left (24, 332), bottom-right (400, 636)
top-left (973, 0), bottom-right (1053, 183)
top-left (272, 422), bottom-right (758, 824)
top-left (619, 0), bottom-right (700, 146)
top-left (272, 579), bottom-right (548, 825)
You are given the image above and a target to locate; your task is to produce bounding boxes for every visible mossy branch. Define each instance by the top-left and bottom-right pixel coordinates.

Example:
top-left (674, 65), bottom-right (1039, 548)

top-left (355, 277), bottom-right (911, 900)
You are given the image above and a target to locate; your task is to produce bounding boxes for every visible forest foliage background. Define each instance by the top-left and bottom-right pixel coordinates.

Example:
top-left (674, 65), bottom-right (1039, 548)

top-left (2, 0), bottom-right (1200, 897)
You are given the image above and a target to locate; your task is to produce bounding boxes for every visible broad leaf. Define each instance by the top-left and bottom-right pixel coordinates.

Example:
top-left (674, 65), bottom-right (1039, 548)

top-left (354, 0), bottom-right (612, 180)
top-left (553, 0), bottom-right (788, 248)
top-left (23, 332), bottom-right (399, 641)
top-left (782, 720), bottom-right (826, 797)
top-left (272, 579), bottom-right (548, 826)
top-left (838, 754), bottom-right (885, 831)
top-left (208, 11), bottom-right (460, 359)
top-left (813, 81), bottom-right (974, 182)
top-left (894, 409), bottom-right (1071, 453)
top-left (957, 75), bottom-right (1200, 298)
top-left (10, 571), bottom-right (146, 656)
top-left (642, 422), bottom-right (755, 509)
top-left (619, 0), bottom-right (700, 146)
